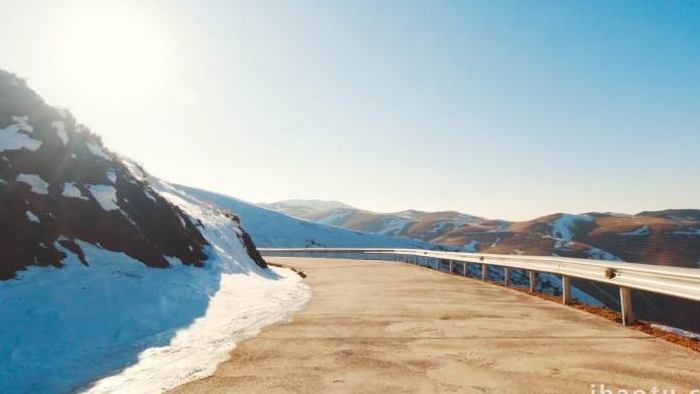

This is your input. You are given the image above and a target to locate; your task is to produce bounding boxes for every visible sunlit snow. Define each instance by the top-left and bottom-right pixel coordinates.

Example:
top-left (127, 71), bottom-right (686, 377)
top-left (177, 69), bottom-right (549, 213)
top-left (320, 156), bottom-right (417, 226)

top-left (52, 121), bottom-right (69, 145)
top-left (88, 184), bottom-right (119, 211)
top-left (63, 182), bottom-right (88, 200)
top-left (87, 142), bottom-right (110, 160)
top-left (0, 117), bottom-right (42, 152)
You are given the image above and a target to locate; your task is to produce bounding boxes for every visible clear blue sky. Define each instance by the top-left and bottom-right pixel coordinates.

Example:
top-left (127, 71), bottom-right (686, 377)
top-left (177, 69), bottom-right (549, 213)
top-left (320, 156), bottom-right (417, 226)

top-left (2, 0), bottom-right (699, 220)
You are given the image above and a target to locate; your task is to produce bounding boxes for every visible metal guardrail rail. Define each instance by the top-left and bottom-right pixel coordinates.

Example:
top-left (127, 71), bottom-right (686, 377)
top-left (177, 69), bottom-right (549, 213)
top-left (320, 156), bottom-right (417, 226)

top-left (259, 247), bottom-right (700, 326)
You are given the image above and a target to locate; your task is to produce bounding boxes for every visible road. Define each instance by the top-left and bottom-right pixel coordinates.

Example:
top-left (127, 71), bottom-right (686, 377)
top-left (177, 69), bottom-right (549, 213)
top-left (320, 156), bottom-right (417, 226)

top-left (172, 257), bottom-right (700, 393)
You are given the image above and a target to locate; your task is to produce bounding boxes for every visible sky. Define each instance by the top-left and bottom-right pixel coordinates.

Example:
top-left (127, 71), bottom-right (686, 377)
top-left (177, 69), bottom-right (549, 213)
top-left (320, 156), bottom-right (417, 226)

top-left (1, 0), bottom-right (698, 221)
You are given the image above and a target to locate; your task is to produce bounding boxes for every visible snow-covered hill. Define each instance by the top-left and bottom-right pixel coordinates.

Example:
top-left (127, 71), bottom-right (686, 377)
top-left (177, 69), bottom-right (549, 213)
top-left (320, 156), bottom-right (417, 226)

top-left (175, 186), bottom-right (440, 250)
top-left (0, 70), bottom-right (310, 394)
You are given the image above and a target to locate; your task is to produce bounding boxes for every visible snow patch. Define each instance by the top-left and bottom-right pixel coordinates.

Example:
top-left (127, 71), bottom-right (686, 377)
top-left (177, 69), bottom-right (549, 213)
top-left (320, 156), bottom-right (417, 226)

top-left (586, 246), bottom-right (621, 261)
top-left (315, 210), bottom-right (352, 225)
top-left (0, 117), bottom-right (42, 152)
top-left (650, 324), bottom-right (700, 340)
top-left (11, 116), bottom-right (33, 133)
top-left (87, 142), bottom-right (110, 160)
top-left (121, 158), bottom-right (146, 181)
top-left (107, 170), bottom-right (117, 184)
top-left (62, 182), bottom-right (88, 200)
top-left (88, 185), bottom-right (119, 211)
top-left (621, 225), bottom-right (650, 236)
top-left (671, 228), bottom-right (700, 236)
top-left (52, 121), bottom-right (69, 146)
top-left (377, 218), bottom-right (412, 235)
top-left (16, 173), bottom-right (49, 194)
top-left (463, 240), bottom-right (480, 252)
top-left (144, 189), bottom-right (157, 202)
top-left (26, 211), bottom-right (40, 223)
top-left (551, 214), bottom-right (593, 248)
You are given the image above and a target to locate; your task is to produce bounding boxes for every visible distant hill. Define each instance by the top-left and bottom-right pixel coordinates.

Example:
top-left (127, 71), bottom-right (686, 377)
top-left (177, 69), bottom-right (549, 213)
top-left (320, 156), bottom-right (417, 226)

top-left (263, 200), bottom-right (700, 268)
top-left (185, 189), bottom-right (440, 250)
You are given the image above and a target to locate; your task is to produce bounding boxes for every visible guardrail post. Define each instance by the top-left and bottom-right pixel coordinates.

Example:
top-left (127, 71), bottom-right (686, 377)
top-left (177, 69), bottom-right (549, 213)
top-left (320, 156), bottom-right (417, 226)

top-left (562, 276), bottom-right (572, 305)
top-left (481, 264), bottom-right (488, 281)
top-left (449, 260), bottom-right (454, 274)
top-left (503, 267), bottom-right (510, 287)
top-left (529, 271), bottom-right (537, 293)
top-left (619, 287), bottom-right (635, 326)
top-left (463, 262), bottom-right (468, 277)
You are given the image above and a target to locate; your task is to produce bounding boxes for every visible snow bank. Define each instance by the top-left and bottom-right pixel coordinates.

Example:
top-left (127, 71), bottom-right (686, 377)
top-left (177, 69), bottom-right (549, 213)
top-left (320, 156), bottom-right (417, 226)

top-left (87, 266), bottom-right (307, 394)
top-left (16, 173), bottom-right (49, 194)
top-left (88, 185), bottom-right (119, 211)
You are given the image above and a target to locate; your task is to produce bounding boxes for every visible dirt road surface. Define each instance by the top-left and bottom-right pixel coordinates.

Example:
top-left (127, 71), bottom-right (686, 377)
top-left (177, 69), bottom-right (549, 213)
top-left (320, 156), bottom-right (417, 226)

top-left (172, 257), bottom-right (700, 393)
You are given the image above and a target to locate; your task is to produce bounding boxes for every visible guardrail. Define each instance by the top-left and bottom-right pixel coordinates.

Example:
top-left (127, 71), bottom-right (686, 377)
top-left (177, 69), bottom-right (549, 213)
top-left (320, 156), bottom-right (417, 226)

top-left (259, 247), bottom-right (700, 326)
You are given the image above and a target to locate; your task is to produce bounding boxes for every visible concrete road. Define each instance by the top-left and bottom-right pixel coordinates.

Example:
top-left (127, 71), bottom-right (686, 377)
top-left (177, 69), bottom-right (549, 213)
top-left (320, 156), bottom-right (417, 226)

top-left (172, 258), bottom-right (700, 393)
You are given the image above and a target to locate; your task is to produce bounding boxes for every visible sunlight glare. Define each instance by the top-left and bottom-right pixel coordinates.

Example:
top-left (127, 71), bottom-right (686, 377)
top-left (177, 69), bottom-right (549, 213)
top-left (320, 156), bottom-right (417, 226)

top-left (51, 2), bottom-right (172, 107)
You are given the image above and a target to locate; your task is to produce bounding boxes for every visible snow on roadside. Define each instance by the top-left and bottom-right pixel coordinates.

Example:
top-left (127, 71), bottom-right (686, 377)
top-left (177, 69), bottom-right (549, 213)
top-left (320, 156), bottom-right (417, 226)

top-left (87, 266), bottom-right (308, 394)
top-left (84, 179), bottom-right (311, 393)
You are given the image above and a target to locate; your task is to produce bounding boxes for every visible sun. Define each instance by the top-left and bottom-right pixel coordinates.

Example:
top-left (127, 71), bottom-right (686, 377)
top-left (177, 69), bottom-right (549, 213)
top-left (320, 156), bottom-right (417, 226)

top-left (50, 2), bottom-right (172, 107)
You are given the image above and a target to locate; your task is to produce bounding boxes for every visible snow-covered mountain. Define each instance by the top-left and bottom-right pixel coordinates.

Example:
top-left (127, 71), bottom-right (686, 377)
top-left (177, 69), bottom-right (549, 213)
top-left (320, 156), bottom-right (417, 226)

top-left (0, 70), bottom-right (309, 394)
